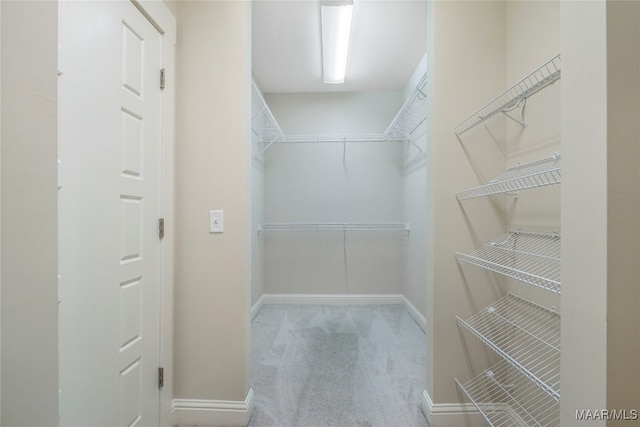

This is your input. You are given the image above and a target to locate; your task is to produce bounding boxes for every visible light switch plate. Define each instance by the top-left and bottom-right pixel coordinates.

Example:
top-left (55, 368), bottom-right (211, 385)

top-left (209, 210), bottom-right (223, 233)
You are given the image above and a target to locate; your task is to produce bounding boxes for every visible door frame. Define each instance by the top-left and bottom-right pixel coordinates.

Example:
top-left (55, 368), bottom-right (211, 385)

top-left (128, 1), bottom-right (176, 425)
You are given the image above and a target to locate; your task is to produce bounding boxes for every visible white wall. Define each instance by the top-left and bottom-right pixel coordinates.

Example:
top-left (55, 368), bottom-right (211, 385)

top-left (251, 87), bottom-right (265, 307)
top-left (173, 0), bottom-right (252, 417)
top-left (425, 2), bottom-right (507, 424)
top-left (561, 2), bottom-right (640, 424)
top-left (604, 2), bottom-right (640, 416)
top-left (0, 1), bottom-right (59, 425)
top-left (262, 92), bottom-right (406, 295)
top-left (402, 55), bottom-right (427, 316)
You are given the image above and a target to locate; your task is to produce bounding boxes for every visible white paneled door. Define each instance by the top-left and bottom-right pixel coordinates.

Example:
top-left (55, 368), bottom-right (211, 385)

top-left (59, 1), bottom-right (163, 425)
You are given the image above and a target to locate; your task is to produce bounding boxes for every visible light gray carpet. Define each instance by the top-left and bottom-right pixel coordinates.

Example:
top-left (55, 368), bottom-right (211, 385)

top-left (249, 304), bottom-right (428, 427)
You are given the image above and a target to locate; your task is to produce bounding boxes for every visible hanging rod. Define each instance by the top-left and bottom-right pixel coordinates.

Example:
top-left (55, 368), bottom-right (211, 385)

top-left (258, 222), bottom-right (410, 232)
top-left (457, 292), bottom-right (560, 402)
top-left (456, 153), bottom-right (561, 200)
top-left (456, 230), bottom-right (561, 294)
top-left (455, 53), bottom-right (561, 136)
top-left (455, 360), bottom-right (559, 427)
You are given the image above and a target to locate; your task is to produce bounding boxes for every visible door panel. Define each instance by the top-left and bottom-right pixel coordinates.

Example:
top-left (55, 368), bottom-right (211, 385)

top-left (59, 1), bottom-right (162, 425)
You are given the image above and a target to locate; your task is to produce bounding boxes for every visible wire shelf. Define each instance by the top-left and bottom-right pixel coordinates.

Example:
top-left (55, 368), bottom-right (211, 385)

top-left (385, 73), bottom-right (428, 140)
top-left (456, 154), bottom-right (561, 201)
top-left (251, 80), bottom-right (284, 145)
top-left (258, 222), bottom-right (410, 232)
top-left (252, 73), bottom-right (427, 152)
top-left (455, 54), bottom-right (561, 136)
top-left (457, 293), bottom-right (560, 401)
top-left (456, 360), bottom-right (559, 427)
top-left (456, 230), bottom-right (561, 294)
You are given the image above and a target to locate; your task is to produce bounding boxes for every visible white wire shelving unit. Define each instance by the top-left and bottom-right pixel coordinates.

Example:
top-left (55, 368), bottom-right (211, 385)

top-left (385, 73), bottom-right (428, 145)
top-left (455, 360), bottom-right (560, 427)
top-left (457, 293), bottom-right (560, 402)
top-left (455, 54), bottom-right (561, 136)
top-left (456, 230), bottom-right (561, 294)
top-left (456, 154), bottom-right (561, 201)
top-left (251, 81), bottom-right (284, 152)
top-left (258, 222), bottom-right (410, 233)
top-left (250, 73), bottom-right (427, 155)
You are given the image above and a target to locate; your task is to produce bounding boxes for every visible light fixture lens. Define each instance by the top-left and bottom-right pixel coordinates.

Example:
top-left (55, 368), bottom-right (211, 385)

top-left (321, 3), bottom-right (353, 84)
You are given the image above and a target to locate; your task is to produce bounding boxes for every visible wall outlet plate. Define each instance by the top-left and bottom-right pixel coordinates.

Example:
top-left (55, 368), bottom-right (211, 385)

top-left (209, 210), bottom-right (223, 233)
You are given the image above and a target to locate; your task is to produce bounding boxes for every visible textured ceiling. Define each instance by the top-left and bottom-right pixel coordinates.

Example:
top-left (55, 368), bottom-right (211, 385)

top-left (252, 0), bottom-right (427, 93)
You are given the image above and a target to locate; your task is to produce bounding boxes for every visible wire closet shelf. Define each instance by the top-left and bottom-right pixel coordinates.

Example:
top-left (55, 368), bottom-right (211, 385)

top-left (456, 154), bottom-right (561, 201)
top-left (457, 293), bottom-right (560, 401)
top-left (454, 53), bottom-right (561, 136)
top-left (250, 72), bottom-right (427, 150)
top-left (251, 80), bottom-right (284, 149)
top-left (455, 360), bottom-right (560, 427)
top-left (456, 230), bottom-right (561, 294)
top-left (258, 222), bottom-right (410, 232)
top-left (385, 73), bottom-right (428, 141)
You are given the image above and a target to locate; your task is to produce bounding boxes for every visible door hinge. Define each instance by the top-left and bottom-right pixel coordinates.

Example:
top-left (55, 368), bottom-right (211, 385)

top-left (159, 367), bottom-right (164, 388)
top-left (160, 68), bottom-right (166, 90)
top-left (159, 218), bottom-right (165, 240)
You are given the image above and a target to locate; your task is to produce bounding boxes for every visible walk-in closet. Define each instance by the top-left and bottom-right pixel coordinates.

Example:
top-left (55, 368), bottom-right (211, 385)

top-left (251, 1), bottom-right (565, 426)
top-left (249, 1), bottom-right (429, 424)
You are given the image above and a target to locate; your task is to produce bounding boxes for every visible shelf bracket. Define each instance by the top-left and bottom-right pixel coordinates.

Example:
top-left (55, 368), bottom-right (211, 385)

top-left (409, 140), bottom-right (423, 153)
top-left (501, 97), bottom-right (527, 128)
top-left (260, 134), bottom-right (280, 153)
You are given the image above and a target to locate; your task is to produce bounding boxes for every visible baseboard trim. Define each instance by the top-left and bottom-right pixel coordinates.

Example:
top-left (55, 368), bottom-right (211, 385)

top-left (172, 388), bottom-right (254, 426)
top-left (251, 294), bottom-right (265, 320)
top-left (252, 293), bottom-right (427, 331)
top-left (401, 295), bottom-right (427, 332)
top-left (261, 293), bottom-right (404, 305)
top-left (421, 389), bottom-right (481, 426)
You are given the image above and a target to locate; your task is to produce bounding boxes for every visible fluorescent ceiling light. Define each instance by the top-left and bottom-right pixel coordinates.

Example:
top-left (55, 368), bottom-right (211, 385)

top-left (321, 1), bottom-right (353, 84)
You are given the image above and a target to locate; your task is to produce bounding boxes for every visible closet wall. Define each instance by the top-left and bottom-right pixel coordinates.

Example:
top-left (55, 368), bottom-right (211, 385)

top-left (504, 3), bottom-right (561, 307)
top-left (261, 91), bottom-right (408, 296)
top-left (174, 0), bottom-right (252, 412)
top-left (424, 4), bottom-right (506, 421)
top-left (402, 55), bottom-right (428, 315)
top-left (251, 83), bottom-right (265, 308)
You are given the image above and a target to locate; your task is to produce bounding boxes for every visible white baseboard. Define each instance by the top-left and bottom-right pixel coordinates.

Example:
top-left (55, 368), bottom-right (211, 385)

top-left (250, 294), bottom-right (265, 320)
top-left (401, 295), bottom-right (427, 332)
top-left (252, 293), bottom-right (427, 332)
top-left (421, 389), bottom-right (484, 427)
top-left (172, 388), bottom-right (254, 427)
top-left (260, 293), bottom-right (404, 306)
